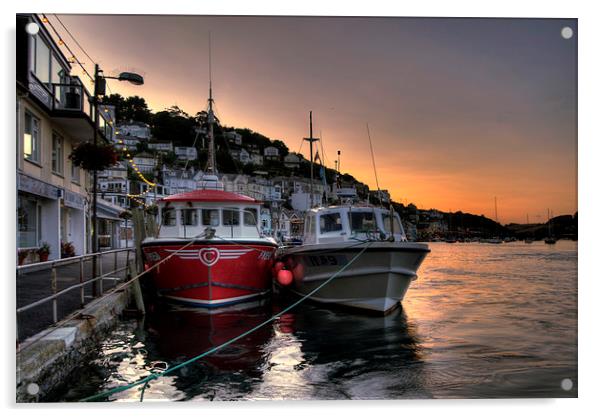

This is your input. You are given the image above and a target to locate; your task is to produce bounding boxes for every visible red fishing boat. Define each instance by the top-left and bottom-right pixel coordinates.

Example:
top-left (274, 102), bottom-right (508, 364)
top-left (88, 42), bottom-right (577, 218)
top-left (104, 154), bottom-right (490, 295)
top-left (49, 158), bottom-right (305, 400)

top-left (140, 70), bottom-right (277, 307)
top-left (141, 186), bottom-right (278, 307)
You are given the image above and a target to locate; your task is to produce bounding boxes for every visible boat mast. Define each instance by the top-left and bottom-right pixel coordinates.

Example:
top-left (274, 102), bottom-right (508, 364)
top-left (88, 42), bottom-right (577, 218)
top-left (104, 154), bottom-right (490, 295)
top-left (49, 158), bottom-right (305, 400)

top-left (206, 33), bottom-right (217, 175)
top-left (366, 123), bottom-right (383, 207)
top-left (303, 111), bottom-right (319, 208)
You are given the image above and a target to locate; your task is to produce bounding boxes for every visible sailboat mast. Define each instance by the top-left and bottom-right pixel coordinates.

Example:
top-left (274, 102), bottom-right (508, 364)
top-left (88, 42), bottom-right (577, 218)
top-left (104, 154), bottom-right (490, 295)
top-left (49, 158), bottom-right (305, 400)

top-left (494, 196), bottom-right (498, 223)
top-left (366, 123), bottom-right (383, 206)
top-left (206, 33), bottom-right (217, 175)
top-left (303, 111), bottom-right (319, 208)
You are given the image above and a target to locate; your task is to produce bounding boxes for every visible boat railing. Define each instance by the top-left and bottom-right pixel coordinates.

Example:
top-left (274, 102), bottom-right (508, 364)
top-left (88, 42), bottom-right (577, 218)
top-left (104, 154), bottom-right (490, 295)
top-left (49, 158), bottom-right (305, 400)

top-left (16, 248), bottom-right (136, 344)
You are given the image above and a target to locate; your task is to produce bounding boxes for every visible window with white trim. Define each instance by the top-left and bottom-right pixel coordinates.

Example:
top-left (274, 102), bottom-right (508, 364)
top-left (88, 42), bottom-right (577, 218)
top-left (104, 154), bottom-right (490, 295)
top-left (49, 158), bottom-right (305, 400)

top-left (24, 112), bottom-right (40, 163)
top-left (52, 132), bottom-right (63, 174)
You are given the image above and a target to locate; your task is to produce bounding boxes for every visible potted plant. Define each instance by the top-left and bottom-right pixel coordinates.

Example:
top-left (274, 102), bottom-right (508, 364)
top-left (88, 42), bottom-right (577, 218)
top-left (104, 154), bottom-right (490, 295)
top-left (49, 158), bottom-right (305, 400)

top-left (61, 241), bottom-right (76, 258)
top-left (18, 249), bottom-right (29, 266)
top-left (37, 242), bottom-right (51, 262)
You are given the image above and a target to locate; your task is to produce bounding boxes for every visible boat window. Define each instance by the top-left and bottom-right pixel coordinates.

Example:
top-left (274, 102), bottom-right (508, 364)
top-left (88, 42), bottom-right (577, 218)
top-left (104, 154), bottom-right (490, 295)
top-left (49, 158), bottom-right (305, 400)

top-left (222, 208), bottom-right (240, 226)
top-left (181, 209), bottom-right (198, 226)
top-left (320, 212), bottom-right (342, 233)
top-left (201, 209), bottom-right (220, 226)
top-left (382, 212), bottom-right (401, 234)
top-left (243, 207), bottom-right (258, 226)
top-left (161, 207), bottom-right (176, 227)
top-left (350, 211), bottom-right (377, 233)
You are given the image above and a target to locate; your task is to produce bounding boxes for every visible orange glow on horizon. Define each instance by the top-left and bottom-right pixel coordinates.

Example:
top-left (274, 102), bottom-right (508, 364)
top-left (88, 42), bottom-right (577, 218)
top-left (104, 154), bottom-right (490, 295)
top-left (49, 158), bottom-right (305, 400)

top-left (54, 14), bottom-right (577, 224)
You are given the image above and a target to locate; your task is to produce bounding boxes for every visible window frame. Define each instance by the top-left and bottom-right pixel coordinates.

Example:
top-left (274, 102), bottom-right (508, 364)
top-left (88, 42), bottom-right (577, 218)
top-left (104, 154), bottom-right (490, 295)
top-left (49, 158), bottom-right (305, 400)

top-left (71, 161), bottom-right (81, 184)
top-left (33, 35), bottom-right (51, 85)
top-left (201, 208), bottom-right (220, 227)
top-left (180, 208), bottom-right (199, 227)
top-left (24, 111), bottom-right (41, 163)
top-left (243, 207), bottom-right (259, 227)
top-left (161, 207), bottom-right (177, 227)
top-left (319, 212), bottom-right (343, 234)
top-left (51, 131), bottom-right (64, 175)
top-left (222, 207), bottom-right (241, 227)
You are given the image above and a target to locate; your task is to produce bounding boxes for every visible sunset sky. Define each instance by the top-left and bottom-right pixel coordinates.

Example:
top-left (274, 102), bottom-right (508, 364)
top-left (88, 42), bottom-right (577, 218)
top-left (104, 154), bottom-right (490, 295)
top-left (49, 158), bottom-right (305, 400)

top-left (53, 15), bottom-right (577, 224)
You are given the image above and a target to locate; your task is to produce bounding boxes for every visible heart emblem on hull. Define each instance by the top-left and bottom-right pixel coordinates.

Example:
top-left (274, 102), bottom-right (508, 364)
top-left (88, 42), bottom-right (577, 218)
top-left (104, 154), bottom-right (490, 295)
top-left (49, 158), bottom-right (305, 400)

top-left (199, 248), bottom-right (220, 267)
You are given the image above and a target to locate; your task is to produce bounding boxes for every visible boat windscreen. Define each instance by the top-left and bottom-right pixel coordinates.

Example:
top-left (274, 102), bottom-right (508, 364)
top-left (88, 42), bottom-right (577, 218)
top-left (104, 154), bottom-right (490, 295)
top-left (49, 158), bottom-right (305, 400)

top-left (350, 211), bottom-right (378, 233)
top-left (320, 212), bottom-right (343, 233)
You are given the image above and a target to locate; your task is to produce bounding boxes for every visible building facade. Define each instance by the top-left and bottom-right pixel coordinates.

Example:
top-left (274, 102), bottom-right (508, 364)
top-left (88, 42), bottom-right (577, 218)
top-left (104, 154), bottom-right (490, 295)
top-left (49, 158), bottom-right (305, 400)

top-left (16, 14), bottom-right (113, 261)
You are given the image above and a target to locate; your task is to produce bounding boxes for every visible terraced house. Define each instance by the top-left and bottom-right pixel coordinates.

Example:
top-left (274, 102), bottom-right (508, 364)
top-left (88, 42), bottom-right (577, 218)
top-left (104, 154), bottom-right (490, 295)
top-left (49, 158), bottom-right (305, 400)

top-left (16, 14), bottom-right (115, 261)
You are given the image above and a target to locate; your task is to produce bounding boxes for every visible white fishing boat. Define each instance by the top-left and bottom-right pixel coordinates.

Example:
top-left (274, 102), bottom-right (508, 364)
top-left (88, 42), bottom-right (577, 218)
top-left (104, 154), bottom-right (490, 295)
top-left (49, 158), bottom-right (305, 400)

top-left (275, 114), bottom-right (429, 314)
top-left (277, 205), bottom-right (430, 313)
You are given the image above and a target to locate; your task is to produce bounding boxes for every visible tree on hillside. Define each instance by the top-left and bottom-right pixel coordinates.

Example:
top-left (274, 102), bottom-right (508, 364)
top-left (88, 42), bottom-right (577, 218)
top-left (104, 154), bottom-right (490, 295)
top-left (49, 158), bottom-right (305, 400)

top-left (151, 110), bottom-right (196, 145)
top-left (101, 94), bottom-right (152, 123)
top-left (272, 139), bottom-right (289, 155)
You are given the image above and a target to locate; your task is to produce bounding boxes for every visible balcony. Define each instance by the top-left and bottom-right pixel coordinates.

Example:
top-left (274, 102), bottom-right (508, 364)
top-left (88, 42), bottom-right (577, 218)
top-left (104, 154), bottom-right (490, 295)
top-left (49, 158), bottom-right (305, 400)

top-left (28, 75), bottom-right (113, 143)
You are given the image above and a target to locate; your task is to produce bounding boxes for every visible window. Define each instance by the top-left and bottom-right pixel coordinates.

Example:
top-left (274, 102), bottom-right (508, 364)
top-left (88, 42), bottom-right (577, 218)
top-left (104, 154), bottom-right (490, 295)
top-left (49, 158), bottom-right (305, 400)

top-left (243, 207), bottom-right (258, 226)
top-left (161, 207), bottom-right (176, 226)
top-left (181, 209), bottom-right (198, 226)
top-left (52, 133), bottom-right (63, 174)
top-left (222, 208), bottom-right (240, 226)
top-left (202, 209), bottom-right (220, 226)
top-left (51, 55), bottom-right (63, 84)
top-left (24, 112), bottom-right (40, 162)
top-left (34, 36), bottom-right (50, 84)
top-left (18, 195), bottom-right (39, 247)
top-left (382, 213), bottom-right (402, 234)
top-left (320, 212), bottom-right (342, 233)
top-left (71, 162), bottom-right (80, 184)
top-left (350, 211), bottom-right (377, 233)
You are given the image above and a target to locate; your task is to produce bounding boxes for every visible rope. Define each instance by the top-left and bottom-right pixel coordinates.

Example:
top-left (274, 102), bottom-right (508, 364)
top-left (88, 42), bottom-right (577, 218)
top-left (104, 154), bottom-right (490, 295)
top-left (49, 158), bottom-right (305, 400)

top-left (81, 242), bottom-right (372, 402)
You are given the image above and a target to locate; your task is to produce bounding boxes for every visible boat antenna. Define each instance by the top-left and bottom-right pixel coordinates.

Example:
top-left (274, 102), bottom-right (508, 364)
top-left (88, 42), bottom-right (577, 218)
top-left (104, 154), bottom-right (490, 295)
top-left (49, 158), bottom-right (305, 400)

top-left (205, 31), bottom-right (217, 176)
top-left (366, 123), bottom-right (383, 207)
top-left (303, 111), bottom-right (319, 208)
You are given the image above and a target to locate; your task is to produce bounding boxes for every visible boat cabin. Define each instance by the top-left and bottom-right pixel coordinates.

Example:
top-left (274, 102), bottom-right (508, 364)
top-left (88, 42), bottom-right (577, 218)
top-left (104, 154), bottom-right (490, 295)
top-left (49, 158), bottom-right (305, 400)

top-left (156, 189), bottom-right (264, 239)
top-left (302, 206), bottom-right (407, 245)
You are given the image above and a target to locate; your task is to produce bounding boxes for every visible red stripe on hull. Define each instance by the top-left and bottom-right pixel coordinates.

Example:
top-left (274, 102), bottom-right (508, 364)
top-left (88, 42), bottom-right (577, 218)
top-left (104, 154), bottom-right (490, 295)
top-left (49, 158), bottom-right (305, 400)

top-left (142, 243), bottom-right (276, 305)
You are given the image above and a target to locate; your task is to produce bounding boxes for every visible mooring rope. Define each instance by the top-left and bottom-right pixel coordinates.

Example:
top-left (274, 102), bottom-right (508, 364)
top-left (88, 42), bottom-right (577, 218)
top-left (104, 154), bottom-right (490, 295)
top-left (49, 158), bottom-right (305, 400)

top-left (81, 242), bottom-right (372, 402)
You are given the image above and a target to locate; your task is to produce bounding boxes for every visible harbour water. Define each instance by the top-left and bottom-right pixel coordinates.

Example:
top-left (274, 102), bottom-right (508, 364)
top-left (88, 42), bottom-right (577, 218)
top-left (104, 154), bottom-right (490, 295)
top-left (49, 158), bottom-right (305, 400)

top-left (54, 241), bottom-right (577, 401)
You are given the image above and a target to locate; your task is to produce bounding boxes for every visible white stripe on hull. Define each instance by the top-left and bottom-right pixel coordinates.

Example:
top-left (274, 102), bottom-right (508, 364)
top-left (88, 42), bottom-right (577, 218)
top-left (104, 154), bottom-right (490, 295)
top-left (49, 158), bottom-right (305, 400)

top-left (164, 291), bottom-right (270, 306)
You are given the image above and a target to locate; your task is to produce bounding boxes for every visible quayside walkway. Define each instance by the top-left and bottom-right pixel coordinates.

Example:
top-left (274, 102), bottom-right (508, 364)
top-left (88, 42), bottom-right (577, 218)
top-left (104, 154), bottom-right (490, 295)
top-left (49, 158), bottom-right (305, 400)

top-left (16, 249), bottom-right (135, 343)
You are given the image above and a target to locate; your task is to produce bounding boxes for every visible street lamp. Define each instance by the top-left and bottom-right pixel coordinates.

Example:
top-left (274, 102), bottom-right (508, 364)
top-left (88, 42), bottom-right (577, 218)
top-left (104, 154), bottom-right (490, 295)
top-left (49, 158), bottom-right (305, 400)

top-left (91, 64), bottom-right (143, 296)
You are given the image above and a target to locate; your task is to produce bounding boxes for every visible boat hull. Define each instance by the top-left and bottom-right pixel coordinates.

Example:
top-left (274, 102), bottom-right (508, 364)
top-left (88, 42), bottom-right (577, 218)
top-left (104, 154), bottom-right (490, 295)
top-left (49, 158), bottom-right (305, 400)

top-left (279, 242), bottom-right (430, 313)
top-left (141, 239), bottom-right (277, 307)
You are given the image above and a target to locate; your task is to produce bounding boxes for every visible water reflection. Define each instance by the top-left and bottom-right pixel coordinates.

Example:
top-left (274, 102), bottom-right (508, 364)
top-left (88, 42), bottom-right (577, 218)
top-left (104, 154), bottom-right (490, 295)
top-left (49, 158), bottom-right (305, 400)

top-left (56, 241), bottom-right (577, 401)
top-left (252, 304), bottom-right (430, 399)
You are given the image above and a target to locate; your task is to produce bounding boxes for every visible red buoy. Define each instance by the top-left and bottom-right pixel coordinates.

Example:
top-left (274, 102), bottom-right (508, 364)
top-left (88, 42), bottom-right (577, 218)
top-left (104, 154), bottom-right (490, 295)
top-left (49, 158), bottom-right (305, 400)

top-left (277, 269), bottom-right (293, 286)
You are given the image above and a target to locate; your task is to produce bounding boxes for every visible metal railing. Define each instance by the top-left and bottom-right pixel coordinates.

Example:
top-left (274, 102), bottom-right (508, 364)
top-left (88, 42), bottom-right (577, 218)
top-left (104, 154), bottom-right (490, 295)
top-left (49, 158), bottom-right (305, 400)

top-left (29, 74), bottom-right (113, 139)
top-left (16, 248), bottom-right (135, 342)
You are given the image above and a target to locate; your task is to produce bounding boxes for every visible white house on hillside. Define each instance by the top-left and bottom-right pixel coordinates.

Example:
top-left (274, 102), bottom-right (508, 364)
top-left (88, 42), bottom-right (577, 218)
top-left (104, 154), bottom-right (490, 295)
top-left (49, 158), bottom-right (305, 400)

top-left (175, 146), bottom-right (198, 161)
top-left (148, 141), bottom-right (174, 153)
top-left (116, 121), bottom-right (151, 140)
top-left (133, 152), bottom-right (156, 174)
top-left (264, 146), bottom-right (280, 160)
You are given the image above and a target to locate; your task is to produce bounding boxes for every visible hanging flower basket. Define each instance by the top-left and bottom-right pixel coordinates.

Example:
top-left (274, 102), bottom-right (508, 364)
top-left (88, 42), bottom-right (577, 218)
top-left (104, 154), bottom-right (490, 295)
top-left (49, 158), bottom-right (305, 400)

top-left (69, 142), bottom-right (118, 171)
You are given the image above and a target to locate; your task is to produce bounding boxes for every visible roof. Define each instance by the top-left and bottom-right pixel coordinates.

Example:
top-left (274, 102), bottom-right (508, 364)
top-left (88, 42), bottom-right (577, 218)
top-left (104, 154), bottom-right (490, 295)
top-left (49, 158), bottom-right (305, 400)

top-left (161, 189), bottom-right (261, 204)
